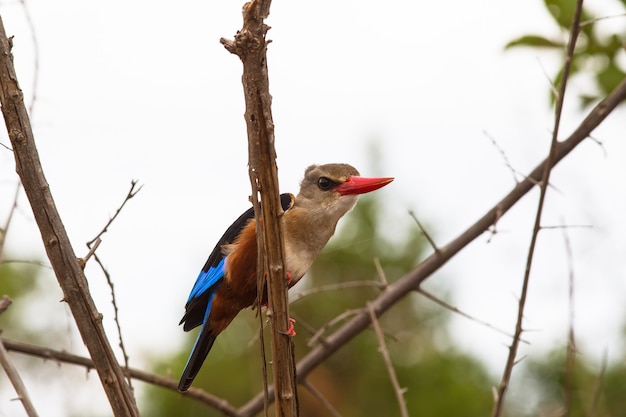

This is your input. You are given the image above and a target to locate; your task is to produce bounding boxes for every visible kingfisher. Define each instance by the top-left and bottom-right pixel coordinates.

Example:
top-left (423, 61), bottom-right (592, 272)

top-left (178, 163), bottom-right (393, 391)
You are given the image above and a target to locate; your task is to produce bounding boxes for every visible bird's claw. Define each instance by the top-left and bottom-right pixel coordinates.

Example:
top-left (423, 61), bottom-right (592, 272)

top-left (279, 317), bottom-right (296, 336)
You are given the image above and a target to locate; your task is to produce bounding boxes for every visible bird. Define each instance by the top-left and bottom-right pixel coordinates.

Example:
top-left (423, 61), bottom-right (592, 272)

top-left (178, 163), bottom-right (393, 391)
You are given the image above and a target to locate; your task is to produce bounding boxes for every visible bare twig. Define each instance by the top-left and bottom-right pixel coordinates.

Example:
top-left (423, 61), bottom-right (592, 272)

top-left (492, 2), bottom-right (586, 416)
top-left (0, 299), bottom-right (40, 417)
top-left (0, 182), bottom-right (20, 265)
top-left (18, 0), bottom-right (39, 117)
top-left (289, 280), bottom-right (385, 304)
top-left (0, 337), bottom-right (240, 416)
top-left (238, 32), bottom-right (626, 417)
top-left (83, 181), bottom-right (142, 388)
top-left (301, 379), bottom-right (342, 417)
top-left (373, 258), bottom-right (389, 288)
top-left (580, 12), bottom-right (626, 28)
top-left (307, 309), bottom-right (362, 348)
top-left (86, 180), bottom-right (142, 248)
top-left (483, 130), bottom-right (520, 184)
top-left (93, 251), bottom-right (133, 387)
top-left (417, 287), bottom-right (525, 342)
top-left (0, 16), bottom-right (139, 417)
top-left (367, 303), bottom-right (409, 417)
top-left (77, 237), bottom-right (100, 268)
top-left (408, 210), bottom-right (439, 253)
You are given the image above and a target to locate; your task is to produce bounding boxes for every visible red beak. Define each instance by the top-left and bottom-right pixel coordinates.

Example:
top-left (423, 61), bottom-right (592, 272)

top-left (335, 176), bottom-right (394, 196)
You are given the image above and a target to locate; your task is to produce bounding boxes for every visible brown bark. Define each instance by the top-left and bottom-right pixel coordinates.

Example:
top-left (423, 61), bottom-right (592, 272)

top-left (0, 16), bottom-right (139, 417)
top-left (220, 1), bottom-right (299, 416)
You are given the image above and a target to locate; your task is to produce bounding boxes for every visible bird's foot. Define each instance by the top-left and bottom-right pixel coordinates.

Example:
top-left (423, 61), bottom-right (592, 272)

top-left (285, 271), bottom-right (293, 285)
top-left (280, 317), bottom-right (296, 336)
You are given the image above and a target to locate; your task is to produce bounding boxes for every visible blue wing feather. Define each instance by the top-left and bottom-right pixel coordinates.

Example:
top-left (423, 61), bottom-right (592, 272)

top-left (186, 258), bottom-right (226, 303)
top-left (178, 193), bottom-right (295, 391)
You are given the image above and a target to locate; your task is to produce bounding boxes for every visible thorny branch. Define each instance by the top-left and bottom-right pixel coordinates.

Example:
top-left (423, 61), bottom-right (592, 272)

top-left (220, 0), bottom-right (298, 416)
top-left (0, 15), bottom-right (139, 417)
top-left (239, 63), bottom-right (626, 417)
top-left (492, 1), bottom-right (585, 416)
top-left (0, 337), bottom-right (240, 417)
top-left (367, 303), bottom-right (409, 417)
top-left (86, 180), bottom-right (142, 248)
top-left (84, 180), bottom-right (143, 387)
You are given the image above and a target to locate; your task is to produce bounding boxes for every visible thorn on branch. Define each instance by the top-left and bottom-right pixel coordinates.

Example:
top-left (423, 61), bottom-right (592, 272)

top-left (78, 237), bottom-right (101, 269)
top-left (86, 180), bottom-right (142, 248)
top-left (408, 210), bottom-right (440, 254)
top-left (301, 379), bottom-right (343, 417)
top-left (483, 130), bottom-right (520, 185)
top-left (416, 287), bottom-right (528, 343)
top-left (373, 258), bottom-right (389, 288)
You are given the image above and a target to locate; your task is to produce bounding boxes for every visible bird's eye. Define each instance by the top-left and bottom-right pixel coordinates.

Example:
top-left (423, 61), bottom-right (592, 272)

top-left (317, 177), bottom-right (336, 191)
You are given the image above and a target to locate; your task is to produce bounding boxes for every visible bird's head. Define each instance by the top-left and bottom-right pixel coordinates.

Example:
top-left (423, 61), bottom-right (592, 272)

top-left (296, 163), bottom-right (394, 220)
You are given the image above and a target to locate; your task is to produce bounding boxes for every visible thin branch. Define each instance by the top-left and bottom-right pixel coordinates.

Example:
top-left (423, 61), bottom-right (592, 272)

top-left (367, 302), bottom-right (409, 417)
top-left (417, 287), bottom-right (526, 343)
top-left (86, 180), bottom-right (142, 248)
top-left (307, 309), bottom-right (362, 348)
top-left (93, 251), bottom-right (132, 386)
top-left (238, 35), bottom-right (626, 417)
top-left (0, 182), bottom-right (20, 265)
top-left (483, 130), bottom-right (520, 184)
top-left (579, 12), bottom-right (626, 28)
top-left (301, 379), bottom-right (342, 417)
top-left (586, 350), bottom-right (607, 417)
top-left (373, 258), bottom-right (389, 288)
top-left (289, 280), bottom-right (385, 304)
top-left (0, 299), bottom-right (40, 417)
top-left (77, 237), bottom-right (100, 268)
top-left (18, 0), bottom-right (39, 117)
top-left (492, 2), bottom-right (586, 416)
top-left (0, 337), bottom-right (240, 416)
top-left (408, 210), bottom-right (440, 253)
top-left (82, 180), bottom-right (142, 386)
top-left (0, 16), bottom-right (139, 417)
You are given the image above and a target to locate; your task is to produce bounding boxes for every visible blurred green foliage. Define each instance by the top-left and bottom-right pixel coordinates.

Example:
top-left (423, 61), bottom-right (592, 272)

top-left (506, 0), bottom-right (626, 107)
top-left (521, 347), bottom-right (626, 417)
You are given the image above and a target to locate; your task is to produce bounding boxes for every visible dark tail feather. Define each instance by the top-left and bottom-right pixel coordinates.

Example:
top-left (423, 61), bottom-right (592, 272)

top-left (178, 325), bottom-right (218, 392)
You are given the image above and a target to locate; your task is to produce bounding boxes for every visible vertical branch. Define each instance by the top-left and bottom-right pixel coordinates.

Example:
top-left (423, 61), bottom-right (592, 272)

top-left (562, 223), bottom-right (577, 417)
top-left (220, 1), bottom-right (298, 416)
top-left (491, 1), bottom-right (585, 416)
top-left (0, 16), bottom-right (139, 417)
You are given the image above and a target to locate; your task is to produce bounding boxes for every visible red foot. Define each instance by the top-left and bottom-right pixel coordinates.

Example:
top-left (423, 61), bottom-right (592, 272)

top-left (280, 317), bottom-right (296, 336)
top-left (285, 271), bottom-right (293, 285)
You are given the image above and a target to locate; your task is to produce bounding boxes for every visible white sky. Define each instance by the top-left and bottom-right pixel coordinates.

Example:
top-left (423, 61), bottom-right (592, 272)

top-left (1, 0), bottom-right (625, 416)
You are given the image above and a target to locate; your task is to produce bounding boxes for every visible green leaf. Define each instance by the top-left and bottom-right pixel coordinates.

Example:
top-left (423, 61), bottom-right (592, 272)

top-left (505, 35), bottom-right (563, 50)
top-left (545, 0), bottom-right (579, 29)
